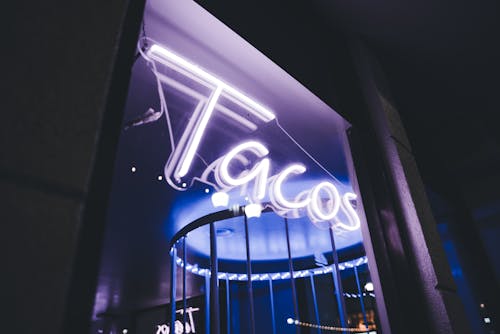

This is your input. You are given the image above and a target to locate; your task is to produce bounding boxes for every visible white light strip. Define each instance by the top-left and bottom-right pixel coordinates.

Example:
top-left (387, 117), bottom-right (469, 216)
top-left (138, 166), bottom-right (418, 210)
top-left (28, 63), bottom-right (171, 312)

top-left (176, 86), bottom-right (223, 178)
top-left (174, 255), bottom-right (368, 281)
top-left (148, 44), bottom-right (275, 122)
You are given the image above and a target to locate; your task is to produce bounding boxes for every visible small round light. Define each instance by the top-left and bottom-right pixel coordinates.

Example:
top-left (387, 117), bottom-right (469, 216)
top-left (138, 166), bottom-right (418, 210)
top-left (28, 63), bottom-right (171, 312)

top-left (245, 203), bottom-right (262, 218)
top-left (131, 166), bottom-right (136, 172)
top-left (287, 318), bottom-right (294, 325)
top-left (158, 175), bottom-right (163, 181)
top-left (364, 282), bottom-right (374, 292)
top-left (182, 182), bottom-right (187, 188)
top-left (211, 192), bottom-right (229, 207)
top-left (205, 188), bottom-right (210, 193)
top-left (122, 329), bottom-right (128, 334)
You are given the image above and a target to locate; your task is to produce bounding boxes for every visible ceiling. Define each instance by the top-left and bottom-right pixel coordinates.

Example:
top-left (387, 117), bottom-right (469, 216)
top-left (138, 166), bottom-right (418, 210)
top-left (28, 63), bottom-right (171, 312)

top-left (92, 0), bottom-right (500, 320)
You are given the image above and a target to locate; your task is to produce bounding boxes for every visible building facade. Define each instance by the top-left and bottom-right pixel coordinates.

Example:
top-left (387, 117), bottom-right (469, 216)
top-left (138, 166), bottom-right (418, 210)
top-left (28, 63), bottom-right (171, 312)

top-left (4, 1), bottom-right (497, 334)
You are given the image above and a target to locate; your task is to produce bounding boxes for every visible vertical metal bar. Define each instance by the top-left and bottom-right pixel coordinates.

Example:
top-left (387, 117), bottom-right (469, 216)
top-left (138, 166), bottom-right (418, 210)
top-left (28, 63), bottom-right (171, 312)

top-left (329, 228), bottom-right (348, 333)
top-left (205, 274), bottom-right (210, 334)
top-left (284, 217), bottom-right (299, 320)
top-left (225, 277), bottom-right (231, 334)
top-left (183, 237), bottom-right (187, 334)
top-left (269, 279), bottom-right (277, 334)
top-left (309, 275), bottom-right (321, 334)
top-left (170, 245), bottom-right (177, 334)
top-left (354, 266), bottom-right (368, 331)
top-left (244, 214), bottom-right (256, 334)
top-left (210, 223), bottom-right (220, 334)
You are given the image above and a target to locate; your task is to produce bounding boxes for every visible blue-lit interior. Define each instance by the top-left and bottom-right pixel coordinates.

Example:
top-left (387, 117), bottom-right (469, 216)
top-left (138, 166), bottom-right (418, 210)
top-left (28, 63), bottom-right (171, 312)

top-left (185, 212), bottom-right (362, 261)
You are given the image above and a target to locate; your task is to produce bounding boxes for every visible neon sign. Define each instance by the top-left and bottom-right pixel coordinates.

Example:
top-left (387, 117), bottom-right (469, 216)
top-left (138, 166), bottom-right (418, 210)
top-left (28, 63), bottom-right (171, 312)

top-left (140, 41), bottom-right (360, 231)
top-left (142, 42), bottom-right (275, 191)
top-left (210, 141), bottom-right (360, 230)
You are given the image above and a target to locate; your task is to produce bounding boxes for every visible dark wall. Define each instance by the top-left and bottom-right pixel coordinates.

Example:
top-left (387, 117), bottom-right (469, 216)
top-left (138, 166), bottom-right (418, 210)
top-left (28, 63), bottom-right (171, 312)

top-left (2, 1), bottom-right (142, 333)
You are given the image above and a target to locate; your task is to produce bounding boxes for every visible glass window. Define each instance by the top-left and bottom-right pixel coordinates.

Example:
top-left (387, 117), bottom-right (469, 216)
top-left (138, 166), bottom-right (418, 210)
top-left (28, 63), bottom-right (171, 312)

top-left (91, 1), bottom-right (385, 333)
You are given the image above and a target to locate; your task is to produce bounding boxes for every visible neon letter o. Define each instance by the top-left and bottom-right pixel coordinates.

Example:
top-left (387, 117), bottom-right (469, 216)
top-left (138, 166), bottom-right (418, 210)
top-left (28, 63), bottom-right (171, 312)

top-left (308, 181), bottom-right (340, 222)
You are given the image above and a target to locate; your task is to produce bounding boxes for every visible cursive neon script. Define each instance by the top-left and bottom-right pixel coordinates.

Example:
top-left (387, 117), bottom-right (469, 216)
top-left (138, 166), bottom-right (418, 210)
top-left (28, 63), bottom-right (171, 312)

top-left (212, 141), bottom-right (361, 231)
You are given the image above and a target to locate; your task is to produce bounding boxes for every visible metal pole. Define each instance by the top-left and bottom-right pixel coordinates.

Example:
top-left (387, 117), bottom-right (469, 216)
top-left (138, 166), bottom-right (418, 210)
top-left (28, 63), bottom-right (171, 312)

top-left (309, 275), bottom-right (321, 334)
top-left (210, 223), bottom-right (220, 334)
top-left (205, 274), bottom-right (210, 334)
top-left (170, 245), bottom-right (177, 334)
top-left (354, 266), bottom-right (368, 331)
top-left (244, 214), bottom-right (256, 334)
top-left (269, 279), bottom-right (277, 334)
top-left (329, 228), bottom-right (348, 333)
top-left (225, 277), bottom-right (231, 334)
top-left (284, 217), bottom-right (299, 321)
top-left (183, 237), bottom-right (187, 334)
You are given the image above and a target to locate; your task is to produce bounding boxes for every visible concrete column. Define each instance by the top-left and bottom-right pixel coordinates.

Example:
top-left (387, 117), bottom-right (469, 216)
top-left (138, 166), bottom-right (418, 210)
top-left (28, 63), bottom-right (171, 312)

top-left (352, 40), bottom-right (471, 334)
top-left (1, 1), bottom-right (143, 333)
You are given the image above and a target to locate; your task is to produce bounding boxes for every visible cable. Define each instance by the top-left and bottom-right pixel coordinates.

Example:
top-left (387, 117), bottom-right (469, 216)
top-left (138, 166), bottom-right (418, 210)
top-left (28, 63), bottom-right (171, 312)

top-left (276, 120), bottom-right (342, 184)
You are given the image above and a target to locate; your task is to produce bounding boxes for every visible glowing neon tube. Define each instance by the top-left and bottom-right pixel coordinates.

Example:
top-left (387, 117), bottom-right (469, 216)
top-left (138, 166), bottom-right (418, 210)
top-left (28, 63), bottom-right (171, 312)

top-left (175, 85), bottom-right (223, 178)
top-left (147, 44), bottom-right (275, 122)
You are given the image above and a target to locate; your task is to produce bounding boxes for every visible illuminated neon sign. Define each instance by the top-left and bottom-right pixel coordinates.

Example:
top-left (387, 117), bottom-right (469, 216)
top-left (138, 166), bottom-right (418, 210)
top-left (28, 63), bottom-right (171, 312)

top-left (140, 41), bottom-right (360, 231)
top-left (143, 42), bottom-right (275, 191)
top-left (211, 141), bottom-right (360, 230)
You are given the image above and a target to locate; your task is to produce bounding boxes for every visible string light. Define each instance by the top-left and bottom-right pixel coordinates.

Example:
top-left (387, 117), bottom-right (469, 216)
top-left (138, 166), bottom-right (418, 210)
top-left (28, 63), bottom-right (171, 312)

top-left (174, 255), bottom-right (368, 281)
top-left (286, 318), bottom-right (372, 333)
